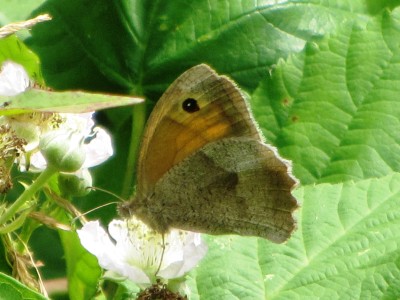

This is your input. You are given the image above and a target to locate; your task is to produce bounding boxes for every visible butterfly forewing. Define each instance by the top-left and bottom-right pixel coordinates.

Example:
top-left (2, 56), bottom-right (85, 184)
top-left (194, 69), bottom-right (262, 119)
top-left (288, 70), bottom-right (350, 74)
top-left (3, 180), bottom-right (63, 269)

top-left (136, 64), bottom-right (261, 195)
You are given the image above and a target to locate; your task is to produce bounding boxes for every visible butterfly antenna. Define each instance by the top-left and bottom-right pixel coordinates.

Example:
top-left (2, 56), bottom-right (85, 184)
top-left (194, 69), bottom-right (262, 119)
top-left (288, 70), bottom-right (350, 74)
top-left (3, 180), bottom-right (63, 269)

top-left (71, 186), bottom-right (126, 225)
top-left (71, 201), bottom-right (119, 225)
top-left (87, 186), bottom-right (127, 202)
top-left (154, 234), bottom-right (166, 278)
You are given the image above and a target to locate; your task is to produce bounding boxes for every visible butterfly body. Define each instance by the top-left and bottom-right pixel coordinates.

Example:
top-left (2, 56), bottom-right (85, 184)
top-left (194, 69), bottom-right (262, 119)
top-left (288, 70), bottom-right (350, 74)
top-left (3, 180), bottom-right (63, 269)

top-left (121, 64), bottom-right (298, 243)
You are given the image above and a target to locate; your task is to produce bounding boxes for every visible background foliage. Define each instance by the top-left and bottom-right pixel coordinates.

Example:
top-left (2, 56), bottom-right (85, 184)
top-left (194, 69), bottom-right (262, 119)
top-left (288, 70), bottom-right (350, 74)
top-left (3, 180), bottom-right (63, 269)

top-left (2, 0), bottom-right (400, 299)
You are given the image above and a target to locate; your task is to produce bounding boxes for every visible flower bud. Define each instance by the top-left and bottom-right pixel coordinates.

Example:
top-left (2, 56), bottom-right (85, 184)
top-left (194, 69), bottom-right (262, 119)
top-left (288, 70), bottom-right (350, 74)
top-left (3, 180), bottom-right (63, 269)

top-left (58, 169), bottom-right (92, 197)
top-left (39, 130), bottom-right (86, 172)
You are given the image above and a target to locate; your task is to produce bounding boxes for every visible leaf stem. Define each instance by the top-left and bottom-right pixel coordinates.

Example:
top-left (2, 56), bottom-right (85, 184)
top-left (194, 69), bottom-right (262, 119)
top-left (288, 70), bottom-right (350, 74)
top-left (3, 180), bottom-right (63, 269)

top-left (121, 102), bottom-right (146, 198)
top-left (0, 166), bottom-right (57, 225)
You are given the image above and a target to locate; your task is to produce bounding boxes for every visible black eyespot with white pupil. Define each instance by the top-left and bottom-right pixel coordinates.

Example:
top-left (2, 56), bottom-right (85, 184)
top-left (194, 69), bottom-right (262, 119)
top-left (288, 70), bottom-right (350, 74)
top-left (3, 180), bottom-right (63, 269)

top-left (182, 98), bottom-right (200, 113)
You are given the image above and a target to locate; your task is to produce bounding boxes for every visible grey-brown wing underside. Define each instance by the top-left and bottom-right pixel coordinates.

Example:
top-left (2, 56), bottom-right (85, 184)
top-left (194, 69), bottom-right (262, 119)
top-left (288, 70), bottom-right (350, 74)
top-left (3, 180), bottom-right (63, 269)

top-left (151, 137), bottom-right (299, 243)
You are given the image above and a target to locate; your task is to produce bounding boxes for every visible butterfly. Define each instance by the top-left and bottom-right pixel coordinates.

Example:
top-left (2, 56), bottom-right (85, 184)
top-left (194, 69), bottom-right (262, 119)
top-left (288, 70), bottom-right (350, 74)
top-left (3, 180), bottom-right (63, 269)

top-left (120, 64), bottom-right (299, 243)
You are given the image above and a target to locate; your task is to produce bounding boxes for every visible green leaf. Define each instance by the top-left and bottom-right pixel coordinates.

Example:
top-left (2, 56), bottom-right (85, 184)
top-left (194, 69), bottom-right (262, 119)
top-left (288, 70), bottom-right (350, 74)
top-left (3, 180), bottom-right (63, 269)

top-left (0, 35), bottom-right (43, 84)
top-left (194, 236), bottom-right (265, 299)
top-left (0, 272), bottom-right (47, 300)
top-left (0, 89), bottom-right (143, 115)
top-left (27, 0), bottom-right (374, 93)
top-left (0, 0), bottom-right (47, 24)
top-left (59, 228), bottom-right (102, 300)
top-left (266, 173), bottom-right (400, 299)
top-left (252, 8), bottom-right (400, 184)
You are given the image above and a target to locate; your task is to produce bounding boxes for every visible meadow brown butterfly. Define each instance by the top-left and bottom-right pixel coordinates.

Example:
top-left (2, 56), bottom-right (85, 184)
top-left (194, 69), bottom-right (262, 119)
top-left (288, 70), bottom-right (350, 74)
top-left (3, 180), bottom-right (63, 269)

top-left (120, 64), bottom-right (299, 243)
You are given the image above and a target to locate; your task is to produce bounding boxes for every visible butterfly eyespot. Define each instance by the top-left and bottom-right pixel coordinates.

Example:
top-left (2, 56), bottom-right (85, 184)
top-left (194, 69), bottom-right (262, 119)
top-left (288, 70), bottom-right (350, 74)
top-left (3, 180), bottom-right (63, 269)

top-left (182, 98), bottom-right (200, 113)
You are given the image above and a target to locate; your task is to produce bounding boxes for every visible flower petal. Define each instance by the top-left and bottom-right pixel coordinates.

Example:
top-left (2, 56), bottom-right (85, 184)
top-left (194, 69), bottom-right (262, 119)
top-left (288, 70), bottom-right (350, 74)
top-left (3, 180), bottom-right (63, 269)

top-left (61, 112), bottom-right (94, 135)
top-left (0, 61), bottom-right (29, 96)
top-left (83, 127), bottom-right (113, 168)
top-left (78, 220), bottom-right (151, 284)
top-left (77, 221), bottom-right (118, 270)
top-left (158, 232), bottom-right (207, 279)
top-left (119, 265), bottom-right (151, 284)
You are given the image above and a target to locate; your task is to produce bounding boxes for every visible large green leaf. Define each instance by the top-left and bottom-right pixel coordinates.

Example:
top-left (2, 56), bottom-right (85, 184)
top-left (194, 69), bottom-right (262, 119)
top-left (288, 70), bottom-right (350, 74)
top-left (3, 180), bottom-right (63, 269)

top-left (27, 0), bottom-right (374, 93)
top-left (252, 8), bottom-right (400, 184)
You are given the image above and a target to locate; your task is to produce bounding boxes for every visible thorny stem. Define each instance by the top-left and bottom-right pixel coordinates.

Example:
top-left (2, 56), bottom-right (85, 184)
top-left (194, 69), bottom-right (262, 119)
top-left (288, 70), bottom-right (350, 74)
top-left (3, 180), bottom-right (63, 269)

top-left (0, 166), bottom-right (58, 225)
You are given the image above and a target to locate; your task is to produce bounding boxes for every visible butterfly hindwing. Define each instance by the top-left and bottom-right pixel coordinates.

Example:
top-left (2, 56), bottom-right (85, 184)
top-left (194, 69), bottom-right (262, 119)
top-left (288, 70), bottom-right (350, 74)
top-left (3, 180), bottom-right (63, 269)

top-left (144, 137), bottom-right (298, 243)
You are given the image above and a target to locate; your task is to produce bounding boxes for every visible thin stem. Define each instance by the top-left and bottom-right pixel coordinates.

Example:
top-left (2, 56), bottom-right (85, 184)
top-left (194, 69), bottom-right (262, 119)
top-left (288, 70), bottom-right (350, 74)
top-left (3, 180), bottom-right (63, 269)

top-left (155, 234), bottom-right (166, 278)
top-left (0, 166), bottom-right (57, 225)
top-left (122, 102), bottom-right (146, 198)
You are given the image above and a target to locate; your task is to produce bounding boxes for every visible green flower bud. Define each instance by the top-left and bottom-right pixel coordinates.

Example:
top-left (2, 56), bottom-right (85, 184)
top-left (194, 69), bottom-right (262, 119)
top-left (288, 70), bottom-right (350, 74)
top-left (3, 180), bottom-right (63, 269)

top-left (39, 130), bottom-right (86, 172)
top-left (58, 169), bottom-right (92, 197)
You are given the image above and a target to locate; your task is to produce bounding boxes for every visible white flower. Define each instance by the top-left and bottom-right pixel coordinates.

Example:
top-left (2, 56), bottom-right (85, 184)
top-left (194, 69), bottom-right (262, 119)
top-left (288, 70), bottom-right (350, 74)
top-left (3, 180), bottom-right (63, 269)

top-left (77, 218), bottom-right (207, 285)
top-left (17, 112), bottom-right (113, 172)
top-left (0, 60), bottom-right (30, 96)
top-left (0, 61), bottom-right (113, 172)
